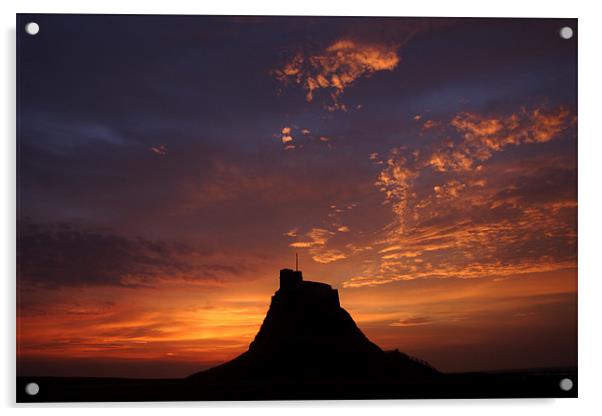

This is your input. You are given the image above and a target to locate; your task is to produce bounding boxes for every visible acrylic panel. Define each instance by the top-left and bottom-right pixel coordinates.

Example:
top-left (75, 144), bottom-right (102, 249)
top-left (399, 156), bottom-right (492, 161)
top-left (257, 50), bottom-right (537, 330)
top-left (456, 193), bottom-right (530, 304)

top-left (16, 14), bottom-right (578, 402)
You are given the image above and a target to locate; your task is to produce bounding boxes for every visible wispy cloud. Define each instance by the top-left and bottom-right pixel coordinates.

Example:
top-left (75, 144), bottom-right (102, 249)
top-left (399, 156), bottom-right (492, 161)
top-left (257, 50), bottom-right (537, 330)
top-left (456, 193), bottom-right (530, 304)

top-left (149, 144), bottom-right (168, 156)
top-left (389, 316), bottom-right (434, 327)
top-left (285, 202), bottom-right (361, 264)
top-left (289, 228), bottom-right (332, 249)
top-left (312, 249), bottom-right (347, 264)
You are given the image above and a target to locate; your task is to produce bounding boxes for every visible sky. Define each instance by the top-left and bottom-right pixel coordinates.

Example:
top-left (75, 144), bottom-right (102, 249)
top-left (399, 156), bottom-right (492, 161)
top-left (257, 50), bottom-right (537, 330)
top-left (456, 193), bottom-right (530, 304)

top-left (17, 15), bottom-right (577, 377)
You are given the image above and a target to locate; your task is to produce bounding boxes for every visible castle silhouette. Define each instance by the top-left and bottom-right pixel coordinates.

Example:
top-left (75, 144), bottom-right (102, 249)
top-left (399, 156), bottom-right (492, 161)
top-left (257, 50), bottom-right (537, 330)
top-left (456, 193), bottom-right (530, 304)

top-left (278, 268), bottom-right (340, 305)
top-left (188, 268), bottom-right (437, 383)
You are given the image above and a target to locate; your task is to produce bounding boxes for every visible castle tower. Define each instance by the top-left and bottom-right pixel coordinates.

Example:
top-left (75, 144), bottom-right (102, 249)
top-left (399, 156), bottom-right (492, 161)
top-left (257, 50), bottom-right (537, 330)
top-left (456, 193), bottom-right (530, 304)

top-left (279, 268), bottom-right (303, 290)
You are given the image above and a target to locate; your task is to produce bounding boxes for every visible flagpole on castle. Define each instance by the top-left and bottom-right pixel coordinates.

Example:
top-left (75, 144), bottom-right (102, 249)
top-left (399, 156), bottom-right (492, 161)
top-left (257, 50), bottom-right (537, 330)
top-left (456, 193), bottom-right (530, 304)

top-left (295, 253), bottom-right (298, 271)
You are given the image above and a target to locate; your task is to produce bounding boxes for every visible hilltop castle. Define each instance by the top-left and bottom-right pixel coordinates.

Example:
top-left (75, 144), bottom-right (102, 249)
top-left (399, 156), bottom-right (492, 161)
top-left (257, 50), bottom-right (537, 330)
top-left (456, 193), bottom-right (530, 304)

top-left (277, 268), bottom-right (340, 307)
top-left (188, 267), bottom-right (438, 386)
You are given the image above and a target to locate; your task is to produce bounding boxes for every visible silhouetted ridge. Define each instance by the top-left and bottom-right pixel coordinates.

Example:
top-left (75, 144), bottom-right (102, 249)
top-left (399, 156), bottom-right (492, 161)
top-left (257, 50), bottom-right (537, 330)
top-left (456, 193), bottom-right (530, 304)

top-left (188, 269), bottom-right (438, 383)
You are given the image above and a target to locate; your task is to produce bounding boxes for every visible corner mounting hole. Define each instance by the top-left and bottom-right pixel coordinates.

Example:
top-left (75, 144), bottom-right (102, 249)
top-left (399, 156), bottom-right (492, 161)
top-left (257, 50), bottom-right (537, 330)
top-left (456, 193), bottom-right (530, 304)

top-left (25, 22), bottom-right (40, 36)
top-left (559, 378), bottom-right (573, 391)
top-left (559, 26), bottom-right (573, 40)
top-left (25, 382), bottom-right (39, 396)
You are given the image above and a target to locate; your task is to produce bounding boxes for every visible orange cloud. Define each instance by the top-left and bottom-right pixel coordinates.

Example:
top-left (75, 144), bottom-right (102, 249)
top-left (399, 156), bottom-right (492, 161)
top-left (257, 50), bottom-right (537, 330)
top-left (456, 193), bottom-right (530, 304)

top-left (274, 39), bottom-right (400, 110)
top-left (286, 221), bottom-right (352, 264)
top-left (433, 180), bottom-right (466, 199)
top-left (422, 120), bottom-right (441, 130)
top-left (446, 107), bottom-right (572, 167)
top-left (312, 249), bottom-right (347, 264)
top-left (284, 228), bottom-right (299, 237)
top-left (289, 227), bottom-right (331, 249)
top-left (277, 125), bottom-right (334, 150)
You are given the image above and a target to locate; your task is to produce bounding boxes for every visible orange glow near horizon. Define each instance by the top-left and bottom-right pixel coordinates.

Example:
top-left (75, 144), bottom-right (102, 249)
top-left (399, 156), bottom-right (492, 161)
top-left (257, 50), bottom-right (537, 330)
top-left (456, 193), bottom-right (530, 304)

top-left (18, 264), bottom-right (577, 377)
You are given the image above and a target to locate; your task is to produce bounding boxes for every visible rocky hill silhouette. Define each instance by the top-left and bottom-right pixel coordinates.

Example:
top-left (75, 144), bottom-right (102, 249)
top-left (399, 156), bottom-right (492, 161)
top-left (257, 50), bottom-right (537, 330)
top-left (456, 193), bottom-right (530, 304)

top-left (188, 269), bottom-right (437, 384)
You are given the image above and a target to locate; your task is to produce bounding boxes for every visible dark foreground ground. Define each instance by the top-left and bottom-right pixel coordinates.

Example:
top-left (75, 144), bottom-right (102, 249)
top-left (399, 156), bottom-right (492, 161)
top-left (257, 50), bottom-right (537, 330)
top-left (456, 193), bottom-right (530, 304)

top-left (17, 367), bottom-right (577, 402)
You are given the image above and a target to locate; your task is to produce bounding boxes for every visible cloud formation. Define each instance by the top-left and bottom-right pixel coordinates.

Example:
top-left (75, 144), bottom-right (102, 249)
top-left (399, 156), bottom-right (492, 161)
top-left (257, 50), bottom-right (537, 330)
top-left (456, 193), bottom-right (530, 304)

top-left (345, 106), bottom-right (576, 288)
top-left (286, 202), bottom-right (361, 264)
top-left (289, 227), bottom-right (332, 249)
top-left (17, 221), bottom-right (238, 288)
top-left (427, 107), bottom-right (572, 172)
top-left (274, 125), bottom-right (336, 151)
top-left (286, 227), bottom-right (345, 264)
top-left (274, 39), bottom-right (400, 111)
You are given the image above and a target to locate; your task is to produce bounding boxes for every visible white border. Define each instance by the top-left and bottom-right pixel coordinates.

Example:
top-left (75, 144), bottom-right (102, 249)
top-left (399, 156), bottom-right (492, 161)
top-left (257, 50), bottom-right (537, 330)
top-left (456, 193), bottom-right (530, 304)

top-left (3, 0), bottom-right (601, 414)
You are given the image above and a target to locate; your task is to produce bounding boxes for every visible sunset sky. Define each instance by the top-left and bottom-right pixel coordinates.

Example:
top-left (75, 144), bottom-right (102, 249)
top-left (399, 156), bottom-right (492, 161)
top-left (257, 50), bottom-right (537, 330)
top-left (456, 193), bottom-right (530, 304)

top-left (17, 15), bottom-right (577, 377)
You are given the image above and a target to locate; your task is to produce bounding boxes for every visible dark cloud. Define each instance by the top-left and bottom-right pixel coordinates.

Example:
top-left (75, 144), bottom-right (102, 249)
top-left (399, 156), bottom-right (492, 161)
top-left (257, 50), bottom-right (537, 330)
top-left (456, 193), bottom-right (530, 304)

top-left (17, 221), bottom-right (234, 288)
top-left (97, 324), bottom-right (165, 339)
top-left (495, 168), bottom-right (577, 206)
